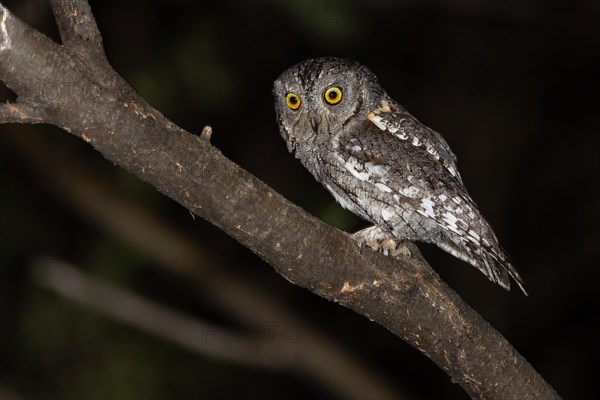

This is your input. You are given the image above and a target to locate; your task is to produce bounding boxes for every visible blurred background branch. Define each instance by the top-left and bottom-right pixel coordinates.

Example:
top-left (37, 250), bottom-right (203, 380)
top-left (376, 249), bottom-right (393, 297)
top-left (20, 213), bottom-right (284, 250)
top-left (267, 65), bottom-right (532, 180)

top-left (32, 257), bottom-right (289, 369)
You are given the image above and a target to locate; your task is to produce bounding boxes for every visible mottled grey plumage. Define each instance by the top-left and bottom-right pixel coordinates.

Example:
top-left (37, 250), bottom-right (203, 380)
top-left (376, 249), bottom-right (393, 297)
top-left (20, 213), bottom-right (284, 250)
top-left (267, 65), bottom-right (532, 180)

top-left (273, 57), bottom-right (526, 294)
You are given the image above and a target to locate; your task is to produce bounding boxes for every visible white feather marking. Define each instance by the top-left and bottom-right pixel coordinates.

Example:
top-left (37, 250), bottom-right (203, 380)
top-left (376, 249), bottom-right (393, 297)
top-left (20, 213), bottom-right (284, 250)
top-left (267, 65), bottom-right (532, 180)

top-left (442, 212), bottom-right (469, 234)
top-left (381, 208), bottom-right (394, 221)
top-left (386, 125), bottom-right (399, 134)
top-left (344, 157), bottom-right (370, 181)
top-left (367, 109), bottom-right (406, 137)
top-left (375, 182), bottom-right (392, 193)
top-left (400, 186), bottom-right (420, 198)
top-left (331, 134), bottom-right (340, 150)
top-left (442, 212), bottom-right (458, 226)
top-left (426, 145), bottom-right (440, 160)
top-left (394, 129), bottom-right (408, 140)
top-left (444, 223), bottom-right (461, 235)
top-left (441, 212), bottom-right (460, 234)
top-left (438, 194), bottom-right (448, 201)
top-left (447, 165), bottom-right (457, 177)
top-left (364, 162), bottom-right (388, 177)
top-left (325, 184), bottom-right (355, 212)
top-left (351, 145), bottom-right (362, 152)
top-left (468, 230), bottom-right (481, 241)
top-left (411, 136), bottom-right (421, 146)
top-left (367, 113), bottom-right (387, 130)
top-left (420, 197), bottom-right (436, 218)
top-left (346, 165), bottom-right (369, 181)
top-left (452, 196), bottom-right (462, 205)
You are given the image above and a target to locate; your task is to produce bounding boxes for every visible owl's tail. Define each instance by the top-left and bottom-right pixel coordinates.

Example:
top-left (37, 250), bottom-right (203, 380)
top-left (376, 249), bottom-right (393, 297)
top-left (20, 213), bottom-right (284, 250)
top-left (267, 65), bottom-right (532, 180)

top-left (437, 238), bottom-right (528, 296)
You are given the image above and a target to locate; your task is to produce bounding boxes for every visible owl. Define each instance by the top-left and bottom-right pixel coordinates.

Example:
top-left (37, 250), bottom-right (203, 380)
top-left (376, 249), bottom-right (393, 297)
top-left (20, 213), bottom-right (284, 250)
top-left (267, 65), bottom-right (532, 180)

top-left (273, 57), bottom-right (527, 295)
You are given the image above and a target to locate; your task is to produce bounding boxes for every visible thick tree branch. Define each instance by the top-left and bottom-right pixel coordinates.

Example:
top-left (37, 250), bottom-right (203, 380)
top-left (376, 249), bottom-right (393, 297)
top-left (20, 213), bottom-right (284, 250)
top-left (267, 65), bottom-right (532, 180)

top-left (3, 122), bottom-right (402, 399)
top-left (0, 2), bottom-right (560, 399)
top-left (0, 101), bottom-right (46, 123)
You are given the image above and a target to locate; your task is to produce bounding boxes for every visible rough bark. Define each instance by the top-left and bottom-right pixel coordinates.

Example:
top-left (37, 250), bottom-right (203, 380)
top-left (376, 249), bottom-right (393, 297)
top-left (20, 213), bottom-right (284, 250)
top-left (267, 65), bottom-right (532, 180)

top-left (0, 2), bottom-right (560, 399)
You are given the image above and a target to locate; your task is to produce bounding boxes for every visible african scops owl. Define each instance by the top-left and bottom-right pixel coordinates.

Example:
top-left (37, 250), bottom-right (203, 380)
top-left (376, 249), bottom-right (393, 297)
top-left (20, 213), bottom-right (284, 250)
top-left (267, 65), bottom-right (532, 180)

top-left (273, 57), bottom-right (526, 295)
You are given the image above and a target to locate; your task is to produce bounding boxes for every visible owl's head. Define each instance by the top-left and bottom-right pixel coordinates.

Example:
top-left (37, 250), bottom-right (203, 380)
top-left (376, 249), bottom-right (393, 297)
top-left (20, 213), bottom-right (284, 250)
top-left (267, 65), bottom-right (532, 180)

top-left (273, 57), bottom-right (384, 154)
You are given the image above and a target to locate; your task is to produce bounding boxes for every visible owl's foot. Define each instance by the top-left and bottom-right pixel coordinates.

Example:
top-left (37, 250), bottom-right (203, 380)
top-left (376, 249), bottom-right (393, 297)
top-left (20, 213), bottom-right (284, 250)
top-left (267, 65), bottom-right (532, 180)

top-left (352, 226), bottom-right (411, 258)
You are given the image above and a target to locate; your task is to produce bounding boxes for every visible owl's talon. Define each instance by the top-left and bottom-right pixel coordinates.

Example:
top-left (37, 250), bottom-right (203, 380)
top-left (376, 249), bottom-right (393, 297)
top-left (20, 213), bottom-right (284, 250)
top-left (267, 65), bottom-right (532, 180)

top-left (353, 226), bottom-right (410, 259)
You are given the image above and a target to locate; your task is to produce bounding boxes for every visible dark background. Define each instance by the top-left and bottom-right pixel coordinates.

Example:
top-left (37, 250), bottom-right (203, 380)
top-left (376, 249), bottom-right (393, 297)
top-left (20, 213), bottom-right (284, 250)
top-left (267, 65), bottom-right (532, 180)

top-left (1, 0), bottom-right (598, 399)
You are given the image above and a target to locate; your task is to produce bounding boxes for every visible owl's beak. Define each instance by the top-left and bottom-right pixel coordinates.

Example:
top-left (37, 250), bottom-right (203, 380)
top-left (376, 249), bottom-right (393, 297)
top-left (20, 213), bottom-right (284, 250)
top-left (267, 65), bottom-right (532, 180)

top-left (310, 116), bottom-right (320, 134)
top-left (286, 134), bottom-right (297, 154)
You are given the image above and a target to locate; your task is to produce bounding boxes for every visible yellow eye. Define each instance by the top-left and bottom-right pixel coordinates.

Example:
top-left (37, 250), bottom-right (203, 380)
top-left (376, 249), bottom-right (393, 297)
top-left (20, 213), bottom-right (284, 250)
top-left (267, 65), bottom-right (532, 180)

top-left (286, 93), bottom-right (301, 110)
top-left (324, 86), bottom-right (343, 105)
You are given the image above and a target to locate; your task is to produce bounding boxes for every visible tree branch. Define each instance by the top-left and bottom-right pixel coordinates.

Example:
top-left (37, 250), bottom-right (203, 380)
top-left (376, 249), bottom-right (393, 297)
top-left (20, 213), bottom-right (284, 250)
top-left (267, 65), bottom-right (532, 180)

top-left (3, 121), bottom-right (402, 399)
top-left (49, 0), bottom-right (105, 60)
top-left (0, 2), bottom-right (561, 399)
top-left (0, 101), bottom-right (46, 123)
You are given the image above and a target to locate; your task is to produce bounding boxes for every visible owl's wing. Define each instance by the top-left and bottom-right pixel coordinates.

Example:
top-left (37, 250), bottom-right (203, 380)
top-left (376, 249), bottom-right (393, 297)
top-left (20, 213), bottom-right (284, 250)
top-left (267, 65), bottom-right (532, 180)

top-left (367, 99), bottom-right (463, 184)
top-left (420, 190), bottom-right (527, 295)
top-left (362, 99), bottom-right (527, 294)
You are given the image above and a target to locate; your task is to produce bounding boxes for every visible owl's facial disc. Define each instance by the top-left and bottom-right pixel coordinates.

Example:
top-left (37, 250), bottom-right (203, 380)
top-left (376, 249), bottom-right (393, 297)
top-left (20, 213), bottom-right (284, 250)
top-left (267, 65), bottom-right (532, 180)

top-left (274, 58), bottom-right (383, 153)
